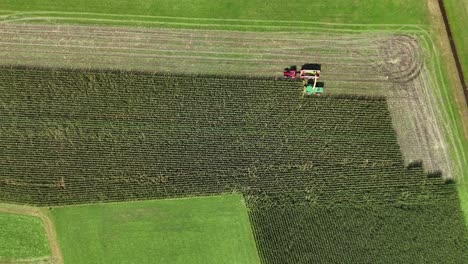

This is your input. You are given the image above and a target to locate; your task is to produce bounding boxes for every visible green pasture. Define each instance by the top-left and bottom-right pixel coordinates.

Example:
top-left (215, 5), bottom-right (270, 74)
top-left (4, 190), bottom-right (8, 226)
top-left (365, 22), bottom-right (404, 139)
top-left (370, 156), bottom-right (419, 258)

top-left (0, 0), bottom-right (429, 25)
top-left (444, 0), bottom-right (468, 83)
top-left (0, 212), bottom-right (50, 260)
top-left (51, 194), bottom-right (260, 264)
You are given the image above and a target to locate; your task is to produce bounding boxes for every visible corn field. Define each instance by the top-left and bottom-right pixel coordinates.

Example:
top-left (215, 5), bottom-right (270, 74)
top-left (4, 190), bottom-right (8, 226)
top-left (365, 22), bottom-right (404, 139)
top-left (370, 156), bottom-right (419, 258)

top-left (0, 66), bottom-right (467, 263)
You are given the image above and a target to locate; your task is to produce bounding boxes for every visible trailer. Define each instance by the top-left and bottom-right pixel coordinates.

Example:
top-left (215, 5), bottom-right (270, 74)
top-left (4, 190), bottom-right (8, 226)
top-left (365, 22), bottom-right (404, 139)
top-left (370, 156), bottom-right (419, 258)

top-left (300, 64), bottom-right (321, 80)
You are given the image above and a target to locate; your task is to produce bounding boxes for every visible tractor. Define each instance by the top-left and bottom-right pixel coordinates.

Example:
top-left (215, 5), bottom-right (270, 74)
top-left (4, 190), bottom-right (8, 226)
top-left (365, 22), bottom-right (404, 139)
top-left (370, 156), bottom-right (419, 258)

top-left (283, 65), bottom-right (298, 79)
top-left (300, 64), bottom-right (322, 95)
top-left (303, 80), bottom-right (324, 96)
top-left (283, 63), bottom-right (324, 95)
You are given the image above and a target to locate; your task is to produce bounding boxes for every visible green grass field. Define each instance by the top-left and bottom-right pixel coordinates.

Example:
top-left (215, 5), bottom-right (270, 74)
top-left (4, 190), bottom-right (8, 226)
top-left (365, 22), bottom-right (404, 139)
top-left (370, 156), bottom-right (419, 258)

top-left (0, 0), bottom-right (429, 25)
top-left (51, 194), bottom-right (260, 264)
top-left (444, 0), bottom-right (468, 83)
top-left (0, 212), bottom-right (50, 260)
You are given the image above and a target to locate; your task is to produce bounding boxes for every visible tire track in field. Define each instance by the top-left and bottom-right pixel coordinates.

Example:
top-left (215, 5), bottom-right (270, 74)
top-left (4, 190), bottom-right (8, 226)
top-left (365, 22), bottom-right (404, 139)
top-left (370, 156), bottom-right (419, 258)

top-left (0, 9), bottom-right (424, 27)
top-left (1, 16), bottom-right (413, 32)
top-left (0, 23), bottom-right (392, 83)
top-left (0, 10), bottom-right (427, 33)
top-left (0, 205), bottom-right (63, 264)
top-left (0, 256), bottom-right (51, 264)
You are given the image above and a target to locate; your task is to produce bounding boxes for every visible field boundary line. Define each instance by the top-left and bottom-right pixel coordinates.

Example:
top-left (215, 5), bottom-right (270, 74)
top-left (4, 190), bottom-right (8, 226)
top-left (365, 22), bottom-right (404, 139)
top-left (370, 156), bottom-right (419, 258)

top-left (424, 1), bottom-right (468, 180)
top-left (418, 32), bottom-right (466, 167)
top-left (437, 0), bottom-right (468, 104)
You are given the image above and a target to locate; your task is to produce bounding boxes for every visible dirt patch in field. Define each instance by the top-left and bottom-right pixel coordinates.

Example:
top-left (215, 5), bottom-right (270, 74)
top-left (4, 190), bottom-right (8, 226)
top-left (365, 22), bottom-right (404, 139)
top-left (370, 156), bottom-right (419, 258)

top-left (0, 22), bottom-right (455, 178)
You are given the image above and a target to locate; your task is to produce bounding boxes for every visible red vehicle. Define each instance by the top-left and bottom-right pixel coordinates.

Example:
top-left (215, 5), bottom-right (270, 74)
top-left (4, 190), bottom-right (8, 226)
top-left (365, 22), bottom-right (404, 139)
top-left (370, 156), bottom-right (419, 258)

top-left (283, 65), bottom-right (297, 79)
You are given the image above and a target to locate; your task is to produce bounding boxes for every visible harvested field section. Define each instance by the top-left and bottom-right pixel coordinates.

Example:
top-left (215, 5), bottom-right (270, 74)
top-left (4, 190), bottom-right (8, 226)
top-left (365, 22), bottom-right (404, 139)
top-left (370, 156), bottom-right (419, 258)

top-left (0, 24), bottom-right (401, 92)
top-left (386, 68), bottom-right (453, 176)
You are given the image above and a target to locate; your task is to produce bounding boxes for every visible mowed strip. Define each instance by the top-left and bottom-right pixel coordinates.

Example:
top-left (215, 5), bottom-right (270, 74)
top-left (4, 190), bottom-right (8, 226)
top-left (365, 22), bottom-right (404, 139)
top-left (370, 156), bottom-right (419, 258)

top-left (50, 194), bottom-right (260, 264)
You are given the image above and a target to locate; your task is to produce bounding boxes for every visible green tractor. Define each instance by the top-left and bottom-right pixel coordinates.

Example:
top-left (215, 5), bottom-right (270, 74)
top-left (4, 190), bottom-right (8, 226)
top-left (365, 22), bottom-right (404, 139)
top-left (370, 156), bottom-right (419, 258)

top-left (300, 63), bottom-right (324, 96)
top-left (302, 79), bottom-right (324, 96)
